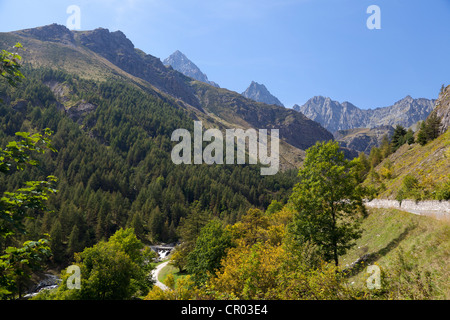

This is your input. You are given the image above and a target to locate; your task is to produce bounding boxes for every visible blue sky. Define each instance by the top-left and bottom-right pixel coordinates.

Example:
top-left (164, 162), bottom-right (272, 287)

top-left (0, 0), bottom-right (449, 109)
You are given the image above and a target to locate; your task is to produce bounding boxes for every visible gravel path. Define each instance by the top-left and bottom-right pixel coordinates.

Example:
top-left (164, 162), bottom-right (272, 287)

top-left (152, 260), bottom-right (170, 291)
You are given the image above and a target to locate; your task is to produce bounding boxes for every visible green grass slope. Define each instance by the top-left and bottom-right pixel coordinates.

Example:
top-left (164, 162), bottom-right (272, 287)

top-left (364, 129), bottom-right (450, 200)
top-left (342, 207), bottom-right (450, 299)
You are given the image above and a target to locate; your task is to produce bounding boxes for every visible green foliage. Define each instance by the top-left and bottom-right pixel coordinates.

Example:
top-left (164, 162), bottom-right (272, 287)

top-left (171, 202), bottom-right (211, 271)
top-left (390, 125), bottom-right (415, 151)
top-left (0, 66), bottom-right (296, 265)
top-left (200, 213), bottom-right (362, 300)
top-left (417, 113), bottom-right (442, 146)
top-left (290, 141), bottom-right (364, 266)
top-left (391, 125), bottom-right (407, 151)
top-left (417, 121), bottom-right (428, 146)
top-left (265, 200), bottom-right (284, 215)
top-left (0, 43), bottom-right (24, 88)
top-left (0, 129), bottom-right (58, 239)
top-left (349, 152), bottom-right (371, 183)
top-left (0, 238), bottom-right (51, 299)
top-left (405, 128), bottom-right (415, 145)
top-left (37, 228), bottom-right (155, 300)
top-left (0, 46), bottom-right (55, 299)
top-left (229, 208), bottom-right (270, 246)
top-left (0, 67), bottom-right (58, 298)
top-left (379, 134), bottom-right (392, 159)
top-left (396, 174), bottom-right (422, 201)
top-left (186, 219), bottom-right (232, 285)
top-left (145, 275), bottom-right (197, 300)
top-left (0, 43), bottom-right (446, 301)
top-left (434, 177), bottom-right (450, 200)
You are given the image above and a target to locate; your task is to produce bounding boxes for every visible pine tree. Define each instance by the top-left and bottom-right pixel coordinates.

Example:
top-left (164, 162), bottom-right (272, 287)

top-left (50, 220), bottom-right (65, 263)
top-left (417, 121), bottom-right (428, 146)
top-left (405, 128), bottom-right (415, 145)
top-left (425, 112), bottom-right (441, 140)
top-left (391, 125), bottom-right (407, 151)
top-left (417, 113), bottom-right (442, 146)
top-left (67, 224), bottom-right (81, 256)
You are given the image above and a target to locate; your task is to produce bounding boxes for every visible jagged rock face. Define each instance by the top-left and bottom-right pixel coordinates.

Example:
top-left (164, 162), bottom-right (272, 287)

top-left (334, 125), bottom-right (394, 154)
top-left (163, 50), bottom-right (219, 88)
top-left (72, 28), bottom-right (202, 109)
top-left (293, 97), bottom-right (365, 133)
top-left (372, 96), bottom-right (435, 129)
top-left (242, 81), bottom-right (284, 107)
top-left (431, 85), bottom-right (450, 134)
top-left (77, 28), bottom-right (136, 63)
top-left (294, 95), bottom-right (435, 133)
top-left (13, 23), bottom-right (75, 46)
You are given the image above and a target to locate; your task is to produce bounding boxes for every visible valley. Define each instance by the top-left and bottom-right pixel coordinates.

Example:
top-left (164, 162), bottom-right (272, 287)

top-left (0, 23), bottom-right (448, 302)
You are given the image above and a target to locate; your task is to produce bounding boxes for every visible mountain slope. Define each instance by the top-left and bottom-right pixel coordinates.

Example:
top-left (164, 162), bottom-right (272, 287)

top-left (163, 50), bottom-right (219, 88)
top-left (193, 81), bottom-right (332, 151)
top-left (242, 81), bottom-right (284, 107)
top-left (430, 85), bottom-right (450, 134)
top-left (294, 95), bottom-right (435, 133)
top-left (1, 24), bottom-right (335, 170)
top-left (342, 207), bottom-right (450, 299)
top-left (0, 61), bottom-right (298, 250)
top-left (334, 126), bottom-right (394, 154)
top-left (363, 101), bottom-right (450, 201)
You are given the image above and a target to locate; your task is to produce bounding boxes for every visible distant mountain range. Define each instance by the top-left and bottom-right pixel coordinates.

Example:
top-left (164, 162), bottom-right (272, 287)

top-left (163, 52), bottom-right (284, 108)
top-left (163, 50), bottom-right (220, 88)
top-left (164, 48), bottom-right (436, 150)
top-left (242, 81), bottom-right (284, 107)
top-left (0, 23), bottom-right (439, 162)
top-left (293, 95), bottom-right (436, 134)
top-left (1, 24), bottom-right (335, 170)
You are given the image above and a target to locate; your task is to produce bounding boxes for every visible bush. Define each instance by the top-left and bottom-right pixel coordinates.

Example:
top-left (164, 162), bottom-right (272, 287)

top-left (435, 179), bottom-right (450, 200)
top-left (397, 174), bottom-right (423, 201)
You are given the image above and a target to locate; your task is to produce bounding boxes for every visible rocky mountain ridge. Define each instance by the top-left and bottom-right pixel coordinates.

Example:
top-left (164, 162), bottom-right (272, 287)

top-left (294, 95), bottom-right (436, 134)
top-left (1, 23), bottom-right (335, 169)
top-left (242, 81), bottom-right (284, 107)
top-left (163, 50), bottom-right (219, 88)
top-left (430, 85), bottom-right (450, 134)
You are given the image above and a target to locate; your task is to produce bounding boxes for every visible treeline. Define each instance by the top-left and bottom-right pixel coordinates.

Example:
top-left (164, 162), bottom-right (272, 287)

top-left (0, 67), bottom-right (296, 267)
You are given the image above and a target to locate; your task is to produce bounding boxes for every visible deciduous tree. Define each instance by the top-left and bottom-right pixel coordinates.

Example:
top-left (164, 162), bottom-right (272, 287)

top-left (289, 141), bottom-right (364, 266)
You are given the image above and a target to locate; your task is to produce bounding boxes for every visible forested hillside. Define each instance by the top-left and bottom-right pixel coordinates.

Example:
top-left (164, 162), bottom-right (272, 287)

top-left (0, 67), bottom-right (296, 265)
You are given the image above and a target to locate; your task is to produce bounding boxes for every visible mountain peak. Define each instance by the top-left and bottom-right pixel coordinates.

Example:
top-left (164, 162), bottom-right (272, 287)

top-left (172, 50), bottom-right (186, 57)
top-left (163, 51), bottom-right (219, 87)
top-left (14, 23), bottom-right (75, 45)
top-left (397, 95), bottom-right (413, 103)
top-left (242, 81), bottom-right (284, 107)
